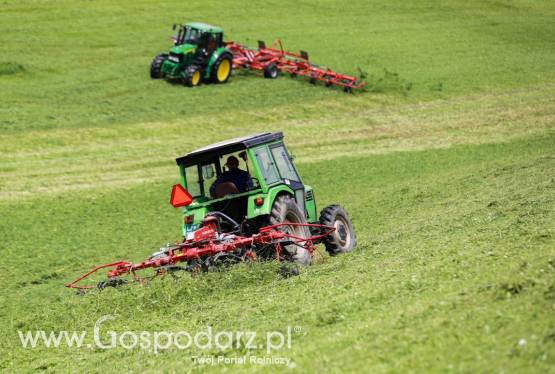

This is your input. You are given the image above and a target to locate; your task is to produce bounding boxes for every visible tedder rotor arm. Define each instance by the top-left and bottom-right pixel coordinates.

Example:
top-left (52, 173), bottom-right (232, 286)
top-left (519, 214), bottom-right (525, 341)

top-left (66, 222), bottom-right (335, 291)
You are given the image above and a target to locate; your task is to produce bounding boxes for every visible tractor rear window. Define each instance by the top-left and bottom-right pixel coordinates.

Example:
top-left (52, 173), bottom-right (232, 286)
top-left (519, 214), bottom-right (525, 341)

top-left (185, 166), bottom-right (202, 197)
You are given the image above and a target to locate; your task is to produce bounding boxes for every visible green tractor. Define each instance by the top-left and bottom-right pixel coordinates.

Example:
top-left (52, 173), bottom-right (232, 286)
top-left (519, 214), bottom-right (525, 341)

top-left (172, 132), bottom-right (356, 265)
top-left (150, 22), bottom-right (232, 87)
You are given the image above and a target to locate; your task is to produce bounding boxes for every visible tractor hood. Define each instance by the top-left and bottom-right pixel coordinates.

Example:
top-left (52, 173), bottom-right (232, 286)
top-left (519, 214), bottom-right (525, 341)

top-left (170, 43), bottom-right (196, 55)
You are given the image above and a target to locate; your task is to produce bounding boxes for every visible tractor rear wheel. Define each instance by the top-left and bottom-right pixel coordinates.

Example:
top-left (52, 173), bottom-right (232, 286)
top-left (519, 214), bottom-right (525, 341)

top-left (263, 63), bottom-right (279, 79)
top-left (319, 205), bottom-right (356, 255)
top-left (270, 195), bottom-right (312, 266)
top-left (150, 53), bottom-right (168, 79)
top-left (182, 65), bottom-right (202, 87)
top-left (211, 53), bottom-right (233, 84)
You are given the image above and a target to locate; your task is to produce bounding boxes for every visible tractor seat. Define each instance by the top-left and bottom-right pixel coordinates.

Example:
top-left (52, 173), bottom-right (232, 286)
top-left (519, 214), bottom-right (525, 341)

top-left (214, 182), bottom-right (240, 198)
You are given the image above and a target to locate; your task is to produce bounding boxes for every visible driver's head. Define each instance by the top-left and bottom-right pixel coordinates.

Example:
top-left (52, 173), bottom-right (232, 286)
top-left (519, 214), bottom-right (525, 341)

top-left (226, 156), bottom-right (239, 170)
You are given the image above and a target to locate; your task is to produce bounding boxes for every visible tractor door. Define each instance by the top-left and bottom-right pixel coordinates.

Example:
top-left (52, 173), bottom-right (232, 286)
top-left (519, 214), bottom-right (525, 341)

top-left (195, 32), bottom-right (217, 66)
top-left (213, 32), bottom-right (223, 48)
top-left (269, 144), bottom-right (306, 218)
top-left (198, 32), bottom-right (217, 53)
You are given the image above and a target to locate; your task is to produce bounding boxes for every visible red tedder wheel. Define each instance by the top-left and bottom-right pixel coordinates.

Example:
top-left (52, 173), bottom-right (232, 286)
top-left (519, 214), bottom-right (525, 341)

top-left (263, 63), bottom-right (279, 79)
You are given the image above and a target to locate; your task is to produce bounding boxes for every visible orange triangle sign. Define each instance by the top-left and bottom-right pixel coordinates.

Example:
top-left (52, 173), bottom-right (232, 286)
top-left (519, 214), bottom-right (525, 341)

top-left (170, 184), bottom-right (193, 207)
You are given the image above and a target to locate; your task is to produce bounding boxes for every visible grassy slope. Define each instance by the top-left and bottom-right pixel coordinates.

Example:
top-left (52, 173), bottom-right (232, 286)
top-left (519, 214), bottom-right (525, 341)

top-left (1, 0), bottom-right (554, 132)
top-left (1, 0), bottom-right (555, 372)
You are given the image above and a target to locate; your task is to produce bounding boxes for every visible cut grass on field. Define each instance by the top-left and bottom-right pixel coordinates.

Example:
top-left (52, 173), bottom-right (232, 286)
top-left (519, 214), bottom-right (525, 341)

top-left (1, 135), bottom-right (554, 372)
top-left (1, 83), bottom-right (553, 200)
top-left (1, 0), bottom-right (555, 372)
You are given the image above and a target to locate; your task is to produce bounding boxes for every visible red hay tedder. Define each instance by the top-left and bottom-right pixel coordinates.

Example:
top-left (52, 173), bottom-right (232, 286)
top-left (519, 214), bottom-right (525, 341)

top-left (66, 218), bottom-right (335, 291)
top-left (227, 39), bottom-right (366, 92)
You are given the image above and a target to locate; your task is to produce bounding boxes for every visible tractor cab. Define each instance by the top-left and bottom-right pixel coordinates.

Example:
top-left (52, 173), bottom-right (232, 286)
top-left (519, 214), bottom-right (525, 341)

top-left (172, 22), bottom-right (224, 52)
top-left (173, 132), bottom-right (318, 237)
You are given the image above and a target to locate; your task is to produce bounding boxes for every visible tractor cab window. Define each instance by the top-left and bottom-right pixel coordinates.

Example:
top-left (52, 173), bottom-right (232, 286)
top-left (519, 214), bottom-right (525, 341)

top-left (199, 33), bottom-right (217, 52)
top-left (184, 165), bottom-right (202, 197)
top-left (184, 152), bottom-right (261, 201)
top-left (183, 27), bottom-right (200, 45)
top-left (201, 163), bottom-right (218, 196)
top-left (185, 162), bottom-right (220, 198)
top-left (254, 146), bottom-right (280, 185)
top-left (271, 145), bottom-right (300, 182)
top-left (210, 152), bottom-right (256, 198)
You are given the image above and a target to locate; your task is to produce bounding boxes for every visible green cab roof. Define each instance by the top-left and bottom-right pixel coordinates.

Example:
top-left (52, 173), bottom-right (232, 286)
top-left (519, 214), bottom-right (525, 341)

top-left (185, 22), bottom-right (223, 33)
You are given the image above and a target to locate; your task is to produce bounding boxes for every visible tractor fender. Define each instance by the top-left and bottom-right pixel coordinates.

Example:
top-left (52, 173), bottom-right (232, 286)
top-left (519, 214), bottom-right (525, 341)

top-left (248, 186), bottom-right (294, 218)
top-left (206, 47), bottom-right (232, 78)
top-left (303, 184), bottom-right (317, 223)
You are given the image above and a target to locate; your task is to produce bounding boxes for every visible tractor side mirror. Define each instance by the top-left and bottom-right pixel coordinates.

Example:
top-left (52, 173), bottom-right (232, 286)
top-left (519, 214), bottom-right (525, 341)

top-left (238, 151), bottom-right (248, 161)
top-left (172, 23), bottom-right (177, 30)
top-left (202, 164), bottom-right (215, 179)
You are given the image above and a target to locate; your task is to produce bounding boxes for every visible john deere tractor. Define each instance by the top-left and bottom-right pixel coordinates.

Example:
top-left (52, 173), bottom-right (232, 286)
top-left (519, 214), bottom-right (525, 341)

top-left (150, 22), bottom-right (232, 87)
top-left (171, 132), bottom-right (357, 265)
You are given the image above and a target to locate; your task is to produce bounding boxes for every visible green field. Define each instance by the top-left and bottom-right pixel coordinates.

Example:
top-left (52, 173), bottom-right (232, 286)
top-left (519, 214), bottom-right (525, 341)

top-left (1, 0), bottom-right (554, 372)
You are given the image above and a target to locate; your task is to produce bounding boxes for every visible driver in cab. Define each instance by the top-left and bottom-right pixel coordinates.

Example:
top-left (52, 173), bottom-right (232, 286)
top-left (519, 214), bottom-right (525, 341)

top-left (210, 156), bottom-right (252, 198)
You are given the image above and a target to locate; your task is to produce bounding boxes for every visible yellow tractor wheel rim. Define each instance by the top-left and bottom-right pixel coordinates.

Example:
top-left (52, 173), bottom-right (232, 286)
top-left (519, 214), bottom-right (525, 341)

top-left (191, 70), bottom-right (201, 86)
top-left (217, 59), bottom-right (231, 82)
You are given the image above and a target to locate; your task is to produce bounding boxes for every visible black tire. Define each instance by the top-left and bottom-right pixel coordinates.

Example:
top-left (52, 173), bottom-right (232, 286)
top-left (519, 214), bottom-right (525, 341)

top-left (319, 205), bottom-right (356, 255)
top-left (182, 65), bottom-right (202, 87)
top-left (210, 53), bottom-right (233, 84)
top-left (270, 194), bottom-right (312, 266)
top-left (150, 53), bottom-right (168, 79)
top-left (263, 63), bottom-right (279, 79)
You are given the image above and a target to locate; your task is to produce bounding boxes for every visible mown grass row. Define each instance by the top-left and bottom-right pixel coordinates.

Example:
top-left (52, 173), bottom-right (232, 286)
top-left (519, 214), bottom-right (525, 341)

top-left (1, 83), bottom-right (553, 201)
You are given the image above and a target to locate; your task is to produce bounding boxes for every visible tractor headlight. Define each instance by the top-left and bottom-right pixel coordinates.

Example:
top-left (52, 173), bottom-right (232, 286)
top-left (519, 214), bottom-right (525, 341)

top-left (168, 54), bottom-right (180, 63)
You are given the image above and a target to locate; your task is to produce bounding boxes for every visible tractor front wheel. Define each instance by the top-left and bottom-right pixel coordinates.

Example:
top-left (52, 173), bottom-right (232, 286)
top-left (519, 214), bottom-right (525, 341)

top-left (263, 63), bottom-right (279, 79)
top-left (182, 65), bottom-right (202, 87)
top-left (150, 53), bottom-right (168, 79)
top-left (211, 53), bottom-right (233, 84)
top-left (270, 195), bottom-right (312, 266)
top-left (319, 205), bottom-right (356, 255)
